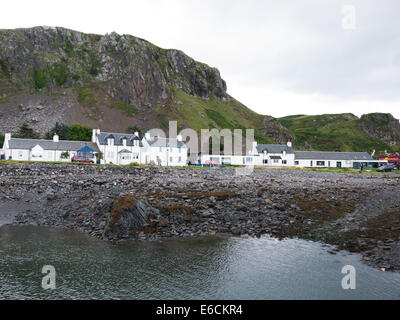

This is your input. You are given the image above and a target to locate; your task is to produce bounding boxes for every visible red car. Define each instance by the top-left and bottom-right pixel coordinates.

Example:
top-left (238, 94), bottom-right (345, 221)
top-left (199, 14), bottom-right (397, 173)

top-left (71, 156), bottom-right (94, 163)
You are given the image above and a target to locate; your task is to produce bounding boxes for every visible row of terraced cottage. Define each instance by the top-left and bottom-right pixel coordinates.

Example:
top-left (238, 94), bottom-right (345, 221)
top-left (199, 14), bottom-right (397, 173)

top-left (1, 128), bottom-right (387, 168)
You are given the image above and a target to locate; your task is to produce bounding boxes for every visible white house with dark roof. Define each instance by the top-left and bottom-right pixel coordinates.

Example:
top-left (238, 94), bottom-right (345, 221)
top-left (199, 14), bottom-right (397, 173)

top-left (141, 131), bottom-right (188, 166)
top-left (254, 140), bottom-right (295, 166)
top-left (293, 151), bottom-right (378, 168)
top-left (92, 129), bottom-right (143, 165)
top-left (3, 132), bottom-right (99, 162)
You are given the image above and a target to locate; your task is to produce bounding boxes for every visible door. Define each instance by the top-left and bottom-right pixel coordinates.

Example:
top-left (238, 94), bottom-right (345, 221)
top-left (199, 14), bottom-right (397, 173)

top-left (337, 161), bottom-right (342, 168)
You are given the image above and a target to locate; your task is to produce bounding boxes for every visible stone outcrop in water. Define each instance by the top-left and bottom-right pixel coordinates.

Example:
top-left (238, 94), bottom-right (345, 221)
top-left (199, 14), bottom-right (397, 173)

top-left (104, 195), bottom-right (159, 240)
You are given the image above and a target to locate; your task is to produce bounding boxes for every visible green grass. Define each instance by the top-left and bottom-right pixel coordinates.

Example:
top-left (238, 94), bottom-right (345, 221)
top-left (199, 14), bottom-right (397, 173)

top-left (156, 87), bottom-right (274, 144)
top-left (108, 101), bottom-right (138, 117)
top-left (74, 86), bottom-right (96, 107)
top-left (278, 113), bottom-right (394, 153)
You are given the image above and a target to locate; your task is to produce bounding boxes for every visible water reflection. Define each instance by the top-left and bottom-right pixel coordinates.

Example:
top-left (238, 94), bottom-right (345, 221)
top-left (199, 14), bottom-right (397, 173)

top-left (0, 226), bottom-right (399, 299)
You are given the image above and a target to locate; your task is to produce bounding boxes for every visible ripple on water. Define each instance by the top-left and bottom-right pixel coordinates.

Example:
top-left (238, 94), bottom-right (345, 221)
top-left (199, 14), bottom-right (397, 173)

top-left (0, 225), bottom-right (400, 299)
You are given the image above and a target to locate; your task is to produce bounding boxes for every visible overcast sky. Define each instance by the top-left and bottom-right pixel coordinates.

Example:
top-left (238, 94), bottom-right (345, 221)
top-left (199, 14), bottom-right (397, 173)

top-left (2, 0), bottom-right (400, 120)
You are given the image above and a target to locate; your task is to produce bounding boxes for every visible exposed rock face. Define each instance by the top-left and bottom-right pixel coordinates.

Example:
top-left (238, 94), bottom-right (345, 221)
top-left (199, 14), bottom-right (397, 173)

top-left (104, 195), bottom-right (160, 240)
top-left (359, 113), bottom-right (400, 145)
top-left (259, 115), bottom-right (294, 144)
top-left (0, 27), bottom-right (227, 108)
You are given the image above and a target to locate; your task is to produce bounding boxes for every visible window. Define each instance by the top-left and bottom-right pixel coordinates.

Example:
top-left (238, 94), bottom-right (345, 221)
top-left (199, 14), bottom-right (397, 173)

top-left (263, 159), bottom-right (268, 164)
top-left (273, 159), bottom-right (279, 163)
top-left (222, 157), bottom-right (231, 165)
top-left (169, 156), bottom-right (173, 162)
top-left (282, 160), bottom-right (287, 164)
top-left (295, 161), bottom-right (299, 165)
top-left (246, 157), bottom-right (253, 163)
top-left (132, 153), bottom-right (139, 160)
top-left (108, 151), bottom-right (114, 158)
top-left (317, 161), bottom-right (325, 166)
top-left (18, 151), bottom-right (23, 158)
top-left (178, 156), bottom-right (182, 163)
top-left (179, 148), bottom-right (181, 153)
top-left (159, 147), bottom-right (162, 152)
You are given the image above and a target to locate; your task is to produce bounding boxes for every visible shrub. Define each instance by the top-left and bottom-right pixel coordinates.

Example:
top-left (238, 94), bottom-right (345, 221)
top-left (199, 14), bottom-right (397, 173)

top-left (60, 151), bottom-right (70, 159)
top-left (14, 123), bottom-right (40, 139)
top-left (33, 69), bottom-right (47, 89)
top-left (69, 123), bottom-right (92, 141)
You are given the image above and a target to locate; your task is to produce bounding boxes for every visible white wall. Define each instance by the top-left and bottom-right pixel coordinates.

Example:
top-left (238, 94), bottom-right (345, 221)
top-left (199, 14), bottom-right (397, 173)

top-left (200, 154), bottom-right (257, 166)
top-left (294, 159), bottom-right (354, 168)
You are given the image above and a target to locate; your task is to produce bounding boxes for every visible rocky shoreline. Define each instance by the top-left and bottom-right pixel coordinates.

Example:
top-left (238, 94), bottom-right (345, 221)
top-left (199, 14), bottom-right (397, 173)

top-left (1, 163), bottom-right (400, 271)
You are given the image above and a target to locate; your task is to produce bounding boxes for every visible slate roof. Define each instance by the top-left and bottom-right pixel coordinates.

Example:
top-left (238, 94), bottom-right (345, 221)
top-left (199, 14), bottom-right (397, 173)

top-left (270, 155), bottom-right (282, 160)
top-left (256, 144), bottom-right (294, 154)
top-left (8, 138), bottom-right (100, 152)
top-left (147, 137), bottom-right (186, 148)
top-left (294, 151), bottom-right (373, 161)
top-left (98, 132), bottom-right (143, 147)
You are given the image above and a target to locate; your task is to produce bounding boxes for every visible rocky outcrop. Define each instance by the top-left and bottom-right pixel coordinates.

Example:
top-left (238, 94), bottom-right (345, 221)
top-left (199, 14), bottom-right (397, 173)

top-left (104, 195), bottom-right (159, 240)
top-left (359, 113), bottom-right (400, 145)
top-left (0, 27), bottom-right (227, 106)
top-left (259, 115), bottom-right (294, 144)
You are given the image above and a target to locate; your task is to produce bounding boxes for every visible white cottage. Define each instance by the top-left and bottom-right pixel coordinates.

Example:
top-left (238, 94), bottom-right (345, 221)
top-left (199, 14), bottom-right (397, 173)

top-left (141, 131), bottom-right (188, 166)
top-left (2, 133), bottom-right (99, 162)
top-left (92, 130), bottom-right (143, 165)
top-left (294, 151), bottom-right (376, 168)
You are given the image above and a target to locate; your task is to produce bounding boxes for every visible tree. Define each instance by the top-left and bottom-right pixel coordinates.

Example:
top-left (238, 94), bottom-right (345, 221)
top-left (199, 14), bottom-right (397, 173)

top-left (60, 151), bottom-right (70, 159)
top-left (14, 123), bottom-right (40, 139)
top-left (45, 123), bottom-right (71, 140)
top-left (127, 125), bottom-right (144, 138)
top-left (95, 152), bottom-right (103, 163)
top-left (0, 134), bottom-right (4, 148)
top-left (69, 124), bottom-right (92, 141)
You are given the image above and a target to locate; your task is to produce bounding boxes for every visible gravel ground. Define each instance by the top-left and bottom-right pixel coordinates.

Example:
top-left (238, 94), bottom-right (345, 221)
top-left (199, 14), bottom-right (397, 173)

top-left (0, 163), bottom-right (399, 271)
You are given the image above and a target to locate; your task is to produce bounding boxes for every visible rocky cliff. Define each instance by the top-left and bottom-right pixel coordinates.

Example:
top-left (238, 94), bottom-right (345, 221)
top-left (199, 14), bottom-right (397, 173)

top-left (1, 27), bottom-right (400, 153)
top-left (358, 113), bottom-right (400, 146)
top-left (0, 26), bottom-right (280, 143)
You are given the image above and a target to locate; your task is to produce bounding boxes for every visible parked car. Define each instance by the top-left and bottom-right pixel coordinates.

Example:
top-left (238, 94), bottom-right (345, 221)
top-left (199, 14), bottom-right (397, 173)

top-left (204, 160), bottom-right (225, 167)
top-left (71, 156), bottom-right (94, 163)
top-left (377, 164), bottom-right (396, 172)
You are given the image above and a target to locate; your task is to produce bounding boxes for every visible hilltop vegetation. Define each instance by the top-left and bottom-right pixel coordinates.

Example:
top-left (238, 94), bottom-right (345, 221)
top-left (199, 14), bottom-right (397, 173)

top-left (278, 113), bottom-right (399, 153)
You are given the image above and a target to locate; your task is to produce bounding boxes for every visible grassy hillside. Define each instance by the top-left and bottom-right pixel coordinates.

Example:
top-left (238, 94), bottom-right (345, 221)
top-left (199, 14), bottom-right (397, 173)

top-left (278, 113), bottom-right (396, 153)
top-left (154, 87), bottom-right (274, 144)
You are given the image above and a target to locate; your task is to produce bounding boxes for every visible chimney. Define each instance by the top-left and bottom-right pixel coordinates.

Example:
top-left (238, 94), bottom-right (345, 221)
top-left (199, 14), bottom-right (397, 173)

top-left (53, 133), bottom-right (59, 142)
top-left (134, 131), bottom-right (139, 137)
top-left (287, 139), bottom-right (292, 148)
top-left (3, 133), bottom-right (11, 149)
top-left (371, 149), bottom-right (376, 157)
top-left (252, 141), bottom-right (258, 155)
top-left (145, 130), bottom-right (151, 140)
top-left (92, 128), bottom-right (99, 143)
